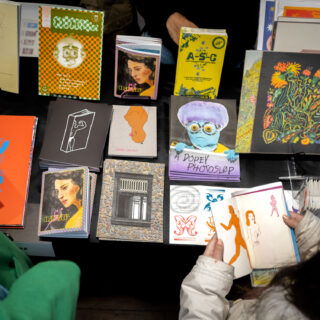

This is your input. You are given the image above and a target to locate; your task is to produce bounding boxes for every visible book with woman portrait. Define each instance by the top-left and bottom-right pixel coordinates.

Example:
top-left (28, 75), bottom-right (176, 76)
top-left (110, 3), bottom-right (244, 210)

top-left (114, 35), bottom-right (161, 100)
top-left (38, 167), bottom-right (92, 238)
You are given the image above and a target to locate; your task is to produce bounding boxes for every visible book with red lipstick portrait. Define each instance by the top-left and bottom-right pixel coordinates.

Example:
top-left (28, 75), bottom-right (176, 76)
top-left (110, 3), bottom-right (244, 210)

top-left (38, 167), bottom-right (94, 238)
top-left (114, 35), bottom-right (161, 100)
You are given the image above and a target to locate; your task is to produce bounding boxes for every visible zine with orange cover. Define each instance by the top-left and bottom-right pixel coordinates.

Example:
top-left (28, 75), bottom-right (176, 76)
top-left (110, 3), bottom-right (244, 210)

top-left (211, 182), bottom-right (300, 279)
top-left (38, 6), bottom-right (104, 100)
top-left (108, 105), bottom-right (157, 158)
top-left (0, 115), bottom-right (37, 227)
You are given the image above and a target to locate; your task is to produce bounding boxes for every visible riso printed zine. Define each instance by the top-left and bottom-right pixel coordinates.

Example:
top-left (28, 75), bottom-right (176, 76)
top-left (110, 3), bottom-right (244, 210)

top-left (169, 185), bottom-right (242, 245)
top-left (38, 167), bottom-right (92, 238)
top-left (114, 35), bottom-right (161, 100)
top-left (174, 27), bottom-right (227, 99)
top-left (38, 7), bottom-right (104, 100)
top-left (211, 182), bottom-right (300, 279)
top-left (169, 96), bottom-right (240, 182)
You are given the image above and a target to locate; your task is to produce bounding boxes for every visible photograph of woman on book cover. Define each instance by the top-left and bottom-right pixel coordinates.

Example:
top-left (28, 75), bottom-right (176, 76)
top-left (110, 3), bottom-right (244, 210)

top-left (116, 50), bottom-right (157, 99)
top-left (40, 169), bottom-right (85, 232)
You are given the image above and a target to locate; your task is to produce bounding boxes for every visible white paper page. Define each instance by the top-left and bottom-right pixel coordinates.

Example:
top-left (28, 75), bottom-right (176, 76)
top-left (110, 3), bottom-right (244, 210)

top-left (211, 198), bottom-right (252, 279)
top-left (235, 184), bottom-right (298, 268)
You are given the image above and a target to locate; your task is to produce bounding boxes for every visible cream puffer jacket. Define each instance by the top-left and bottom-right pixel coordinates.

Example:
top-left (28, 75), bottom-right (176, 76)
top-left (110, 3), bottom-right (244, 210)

top-left (179, 210), bottom-right (320, 319)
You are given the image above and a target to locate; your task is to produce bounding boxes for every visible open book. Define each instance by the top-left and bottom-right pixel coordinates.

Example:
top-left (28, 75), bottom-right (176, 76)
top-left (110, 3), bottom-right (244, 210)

top-left (211, 182), bottom-right (300, 278)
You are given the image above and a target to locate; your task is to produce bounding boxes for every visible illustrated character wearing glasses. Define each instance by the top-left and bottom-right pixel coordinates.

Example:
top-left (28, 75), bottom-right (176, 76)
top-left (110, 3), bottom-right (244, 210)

top-left (174, 100), bottom-right (238, 162)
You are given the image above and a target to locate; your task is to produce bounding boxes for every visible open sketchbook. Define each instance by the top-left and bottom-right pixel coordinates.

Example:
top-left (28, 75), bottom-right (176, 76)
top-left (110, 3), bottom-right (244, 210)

top-left (211, 182), bottom-right (300, 279)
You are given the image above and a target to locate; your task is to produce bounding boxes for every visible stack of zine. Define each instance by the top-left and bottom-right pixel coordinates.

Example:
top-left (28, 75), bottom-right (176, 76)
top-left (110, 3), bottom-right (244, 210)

top-left (114, 35), bottom-right (161, 100)
top-left (39, 98), bottom-right (112, 172)
top-left (38, 167), bottom-right (96, 238)
top-left (169, 96), bottom-right (240, 181)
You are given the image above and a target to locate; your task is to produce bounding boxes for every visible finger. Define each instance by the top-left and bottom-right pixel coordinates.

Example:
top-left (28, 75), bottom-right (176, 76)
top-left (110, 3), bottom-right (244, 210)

top-left (212, 239), bottom-right (224, 261)
top-left (282, 213), bottom-right (303, 229)
top-left (203, 233), bottom-right (217, 257)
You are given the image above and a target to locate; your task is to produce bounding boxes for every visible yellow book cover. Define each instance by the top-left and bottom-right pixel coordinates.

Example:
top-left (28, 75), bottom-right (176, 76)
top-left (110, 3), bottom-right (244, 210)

top-left (174, 27), bottom-right (227, 99)
top-left (38, 7), bottom-right (104, 100)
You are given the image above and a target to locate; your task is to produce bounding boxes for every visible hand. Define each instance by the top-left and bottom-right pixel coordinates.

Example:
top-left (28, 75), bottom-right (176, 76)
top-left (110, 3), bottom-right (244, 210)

top-left (224, 149), bottom-right (239, 162)
top-left (203, 233), bottom-right (224, 261)
top-left (166, 12), bottom-right (198, 45)
top-left (283, 211), bottom-right (303, 229)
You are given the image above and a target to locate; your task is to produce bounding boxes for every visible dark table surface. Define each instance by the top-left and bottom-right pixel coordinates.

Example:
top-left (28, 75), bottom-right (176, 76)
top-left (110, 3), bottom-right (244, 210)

top-left (2, 51), bottom-right (320, 300)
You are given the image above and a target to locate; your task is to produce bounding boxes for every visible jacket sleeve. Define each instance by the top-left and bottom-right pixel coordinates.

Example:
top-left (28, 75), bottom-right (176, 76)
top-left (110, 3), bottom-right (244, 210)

top-left (179, 255), bottom-right (234, 320)
top-left (295, 210), bottom-right (320, 261)
top-left (0, 260), bottom-right (80, 320)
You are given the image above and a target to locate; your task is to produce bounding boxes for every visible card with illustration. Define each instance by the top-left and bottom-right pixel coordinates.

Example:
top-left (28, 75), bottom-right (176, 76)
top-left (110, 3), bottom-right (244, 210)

top-left (169, 185), bottom-right (239, 245)
top-left (252, 51), bottom-right (320, 154)
top-left (169, 96), bottom-right (240, 181)
top-left (108, 105), bottom-right (157, 158)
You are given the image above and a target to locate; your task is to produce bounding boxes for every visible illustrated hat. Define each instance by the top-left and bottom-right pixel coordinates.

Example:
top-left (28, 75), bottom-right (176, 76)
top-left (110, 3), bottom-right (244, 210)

top-left (177, 100), bottom-right (229, 130)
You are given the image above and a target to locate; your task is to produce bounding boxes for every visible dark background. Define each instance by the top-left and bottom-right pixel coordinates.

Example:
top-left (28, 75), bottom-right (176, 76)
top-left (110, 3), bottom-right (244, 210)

top-left (3, 0), bottom-right (320, 310)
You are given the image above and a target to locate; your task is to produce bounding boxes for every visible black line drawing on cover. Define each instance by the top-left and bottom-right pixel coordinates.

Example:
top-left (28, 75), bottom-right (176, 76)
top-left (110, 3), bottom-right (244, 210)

top-left (60, 109), bottom-right (95, 153)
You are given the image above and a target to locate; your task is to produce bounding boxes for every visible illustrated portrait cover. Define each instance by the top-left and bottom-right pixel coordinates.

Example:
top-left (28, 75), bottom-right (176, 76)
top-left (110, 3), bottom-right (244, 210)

top-left (38, 167), bottom-right (90, 236)
top-left (114, 36), bottom-right (161, 100)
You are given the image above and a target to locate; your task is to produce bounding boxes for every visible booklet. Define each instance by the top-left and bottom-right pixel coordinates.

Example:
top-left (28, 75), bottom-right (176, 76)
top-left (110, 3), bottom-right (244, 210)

top-left (38, 6), bottom-right (104, 100)
top-left (38, 167), bottom-right (94, 238)
top-left (169, 95), bottom-right (240, 181)
top-left (0, 115), bottom-right (37, 227)
top-left (174, 27), bottom-right (227, 99)
top-left (211, 182), bottom-right (300, 279)
top-left (169, 185), bottom-right (242, 245)
top-left (108, 105), bottom-right (157, 158)
top-left (114, 35), bottom-right (161, 100)
top-left (0, 1), bottom-right (20, 94)
top-left (39, 98), bottom-right (112, 172)
top-left (97, 159), bottom-right (165, 243)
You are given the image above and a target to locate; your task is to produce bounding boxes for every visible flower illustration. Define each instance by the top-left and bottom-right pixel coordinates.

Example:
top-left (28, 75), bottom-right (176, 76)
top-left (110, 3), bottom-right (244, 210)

top-left (271, 71), bottom-right (288, 88)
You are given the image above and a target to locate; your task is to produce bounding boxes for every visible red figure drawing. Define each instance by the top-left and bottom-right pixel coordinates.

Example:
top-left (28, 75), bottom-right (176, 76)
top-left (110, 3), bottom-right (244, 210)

top-left (174, 215), bottom-right (198, 236)
top-left (270, 194), bottom-right (279, 217)
top-left (220, 205), bottom-right (249, 265)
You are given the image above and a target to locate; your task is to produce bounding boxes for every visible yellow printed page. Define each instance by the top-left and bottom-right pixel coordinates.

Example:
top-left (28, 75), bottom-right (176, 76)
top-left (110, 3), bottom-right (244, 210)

top-left (0, 2), bottom-right (19, 94)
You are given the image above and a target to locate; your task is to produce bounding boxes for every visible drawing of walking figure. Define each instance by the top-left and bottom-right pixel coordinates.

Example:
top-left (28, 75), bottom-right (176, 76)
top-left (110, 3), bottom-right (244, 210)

top-left (220, 205), bottom-right (249, 265)
top-left (270, 194), bottom-right (279, 217)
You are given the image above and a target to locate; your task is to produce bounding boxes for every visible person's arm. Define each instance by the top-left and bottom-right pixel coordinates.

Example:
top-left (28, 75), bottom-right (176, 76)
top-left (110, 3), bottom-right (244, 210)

top-left (0, 261), bottom-right (80, 320)
top-left (179, 235), bottom-right (234, 320)
top-left (283, 210), bottom-right (320, 261)
top-left (166, 12), bottom-right (198, 45)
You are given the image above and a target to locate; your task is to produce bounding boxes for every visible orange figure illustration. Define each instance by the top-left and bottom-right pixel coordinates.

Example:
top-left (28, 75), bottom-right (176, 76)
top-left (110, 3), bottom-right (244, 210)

top-left (220, 205), bottom-right (249, 265)
top-left (124, 106), bottom-right (148, 143)
top-left (205, 217), bottom-right (216, 242)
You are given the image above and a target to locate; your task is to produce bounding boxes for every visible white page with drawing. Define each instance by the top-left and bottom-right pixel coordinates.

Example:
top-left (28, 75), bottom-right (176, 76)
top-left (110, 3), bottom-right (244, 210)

top-left (211, 197), bottom-right (252, 279)
top-left (233, 182), bottom-right (300, 269)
